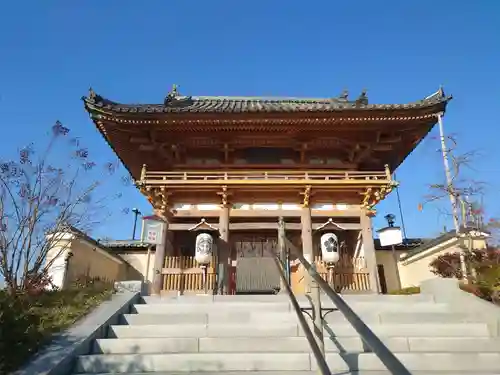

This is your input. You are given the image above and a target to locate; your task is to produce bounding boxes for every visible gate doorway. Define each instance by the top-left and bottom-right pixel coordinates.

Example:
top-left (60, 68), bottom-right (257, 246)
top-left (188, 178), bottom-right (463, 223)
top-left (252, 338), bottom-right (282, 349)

top-left (233, 233), bottom-right (280, 294)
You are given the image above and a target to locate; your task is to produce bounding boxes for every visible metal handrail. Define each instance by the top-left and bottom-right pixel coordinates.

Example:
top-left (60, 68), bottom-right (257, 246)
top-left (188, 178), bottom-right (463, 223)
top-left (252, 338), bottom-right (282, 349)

top-left (290, 246), bottom-right (413, 375)
top-left (271, 256), bottom-right (332, 375)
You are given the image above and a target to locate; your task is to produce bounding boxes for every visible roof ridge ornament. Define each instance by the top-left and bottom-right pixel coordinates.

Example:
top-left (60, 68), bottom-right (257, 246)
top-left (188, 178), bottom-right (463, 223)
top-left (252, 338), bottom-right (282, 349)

top-left (339, 89), bottom-right (349, 101)
top-left (356, 89), bottom-right (369, 106)
top-left (438, 85), bottom-right (445, 98)
top-left (164, 84), bottom-right (193, 107)
top-left (87, 87), bottom-right (102, 103)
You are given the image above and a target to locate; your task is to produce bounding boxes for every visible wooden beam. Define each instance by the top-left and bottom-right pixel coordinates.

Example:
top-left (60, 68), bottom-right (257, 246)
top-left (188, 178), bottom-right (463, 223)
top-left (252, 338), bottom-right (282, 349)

top-left (372, 144), bottom-right (393, 152)
top-left (161, 267), bottom-right (204, 275)
top-left (380, 134), bottom-right (402, 143)
top-left (130, 136), bottom-right (151, 144)
top-left (139, 144), bottom-right (156, 151)
top-left (172, 208), bottom-right (362, 218)
top-left (169, 223), bottom-right (219, 231)
top-left (353, 146), bottom-right (373, 163)
top-left (228, 222), bottom-right (361, 230)
top-left (168, 221), bottom-right (360, 231)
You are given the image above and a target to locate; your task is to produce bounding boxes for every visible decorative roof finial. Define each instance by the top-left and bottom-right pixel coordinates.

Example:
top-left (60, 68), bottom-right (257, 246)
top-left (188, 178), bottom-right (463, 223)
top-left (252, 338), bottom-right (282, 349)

top-left (171, 84), bottom-right (179, 96)
top-left (438, 85), bottom-right (445, 98)
top-left (165, 84), bottom-right (183, 105)
top-left (356, 89), bottom-right (369, 105)
top-left (163, 84), bottom-right (193, 107)
top-left (339, 89), bottom-right (349, 100)
top-left (88, 87), bottom-right (97, 101)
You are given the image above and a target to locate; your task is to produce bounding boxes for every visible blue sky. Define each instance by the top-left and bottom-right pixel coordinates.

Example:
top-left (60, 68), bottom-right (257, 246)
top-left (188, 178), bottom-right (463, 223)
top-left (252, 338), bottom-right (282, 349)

top-left (1, 1), bottom-right (499, 241)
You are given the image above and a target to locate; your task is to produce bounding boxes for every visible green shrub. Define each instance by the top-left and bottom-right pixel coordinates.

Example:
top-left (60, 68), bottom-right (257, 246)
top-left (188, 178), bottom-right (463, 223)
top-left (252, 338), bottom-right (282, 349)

top-left (388, 286), bottom-right (421, 295)
top-left (0, 278), bottom-right (114, 373)
top-left (0, 291), bottom-right (43, 374)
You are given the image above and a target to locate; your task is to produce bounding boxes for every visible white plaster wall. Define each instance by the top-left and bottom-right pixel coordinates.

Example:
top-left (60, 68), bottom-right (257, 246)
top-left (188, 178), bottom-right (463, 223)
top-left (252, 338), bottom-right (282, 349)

top-left (118, 251), bottom-right (155, 283)
top-left (47, 249), bottom-right (68, 289)
top-left (398, 237), bottom-right (488, 288)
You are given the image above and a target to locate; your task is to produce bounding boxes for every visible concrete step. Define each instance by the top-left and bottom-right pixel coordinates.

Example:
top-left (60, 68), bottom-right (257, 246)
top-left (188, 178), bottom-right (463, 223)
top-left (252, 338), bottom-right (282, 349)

top-left (317, 322), bottom-right (490, 337)
top-left (108, 321), bottom-right (489, 339)
top-left (93, 336), bottom-right (500, 355)
top-left (132, 301), bottom-right (449, 314)
top-left (320, 352), bottom-right (500, 372)
top-left (141, 293), bottom-right (435, 304)
top-left (121, 310), bottom-right (485, 326)
top-left (108, 323), bottom-right (299, 338)
top-left (74, 352), bottom-right (500, 373)
top-left (74, 352), bottom-right (312, 373)
top-left (131, 302), bottom-right (291, 314)
top-left (120, 311), bottom-right (299, 325)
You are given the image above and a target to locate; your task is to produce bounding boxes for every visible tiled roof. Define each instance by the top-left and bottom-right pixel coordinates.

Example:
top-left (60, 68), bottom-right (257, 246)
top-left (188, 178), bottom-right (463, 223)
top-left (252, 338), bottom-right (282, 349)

top-left (374, 238), bottom-right (426, 251)
top-left (55, 225), bottom-right (126, 263)
top-left (102, 240), bottom-right (154, 250)
top-left (400, 225), bottom-right (490, 261)
top-left (83, 87), bottom-right (451, 115)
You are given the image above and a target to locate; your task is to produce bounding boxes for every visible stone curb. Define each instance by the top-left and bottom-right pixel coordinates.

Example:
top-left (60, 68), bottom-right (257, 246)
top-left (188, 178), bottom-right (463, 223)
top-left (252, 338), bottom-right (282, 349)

top-left (13, 281), bottom-right (142, 375)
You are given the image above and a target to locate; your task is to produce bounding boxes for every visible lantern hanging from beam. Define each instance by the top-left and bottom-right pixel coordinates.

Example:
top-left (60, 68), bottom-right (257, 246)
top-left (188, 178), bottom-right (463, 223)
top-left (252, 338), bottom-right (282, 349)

top-left (320, 232), bottom-right (340, 265)
top-left (195, 232), bottom-right (214, 265)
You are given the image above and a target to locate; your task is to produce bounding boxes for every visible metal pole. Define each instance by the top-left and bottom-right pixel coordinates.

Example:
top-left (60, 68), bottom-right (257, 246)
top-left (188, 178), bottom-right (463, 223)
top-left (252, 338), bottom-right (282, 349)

top-left (132, 208), bottom-right (141, 240)
top-left (393, 172), bottom-right (408, 241)
top-left (144, 245), bottom-right (152, 283)
top-left (310, 263), bottom-right (325, 355)
top-left (202, 265), bottom-right (208, 294)
top-left (278, 217), bottom-right (287, 293)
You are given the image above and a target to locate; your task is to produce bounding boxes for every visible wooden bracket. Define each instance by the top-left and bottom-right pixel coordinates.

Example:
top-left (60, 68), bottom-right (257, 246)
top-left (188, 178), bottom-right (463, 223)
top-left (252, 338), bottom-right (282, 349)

top-left (151, 187), bottom-right (171, 213)
top-left (301, 185), bottom-right (312, 207)
top-left (217, 185), bottom-right (232, 207)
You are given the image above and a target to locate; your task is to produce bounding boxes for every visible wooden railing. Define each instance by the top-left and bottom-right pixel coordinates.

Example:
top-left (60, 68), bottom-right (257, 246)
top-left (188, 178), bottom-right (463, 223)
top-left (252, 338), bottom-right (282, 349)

top-left (161, 255), bottom-right (370, 294)
top-left (161, 256), bottom-right (217, 293)
top-left (291, 255), bottom-right (370, 293)
top-left (141, 167), bottom-right (392, 185)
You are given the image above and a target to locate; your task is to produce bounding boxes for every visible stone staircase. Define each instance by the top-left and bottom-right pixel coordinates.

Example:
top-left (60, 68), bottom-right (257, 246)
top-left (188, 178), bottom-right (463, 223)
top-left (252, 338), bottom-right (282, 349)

top-left (74, 293), bottom-right (500, 374)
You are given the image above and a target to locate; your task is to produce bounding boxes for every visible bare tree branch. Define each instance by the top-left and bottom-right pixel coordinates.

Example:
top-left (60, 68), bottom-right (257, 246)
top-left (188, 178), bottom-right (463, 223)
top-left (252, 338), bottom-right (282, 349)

top-left (0, 121), bottom-right (128, 294)
top-left (421, 134), bottom-right (486, 229)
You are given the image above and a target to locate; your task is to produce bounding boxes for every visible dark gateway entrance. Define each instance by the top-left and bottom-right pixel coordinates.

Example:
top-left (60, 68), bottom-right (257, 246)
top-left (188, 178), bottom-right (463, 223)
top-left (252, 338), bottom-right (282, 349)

top-left (233, 233), bottom-right (280, 294)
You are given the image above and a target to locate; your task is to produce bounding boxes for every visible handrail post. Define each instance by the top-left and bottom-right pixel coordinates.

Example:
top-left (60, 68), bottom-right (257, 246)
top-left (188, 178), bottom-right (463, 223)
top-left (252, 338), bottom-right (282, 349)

top-left (310, 268), bottom-right (325, 356)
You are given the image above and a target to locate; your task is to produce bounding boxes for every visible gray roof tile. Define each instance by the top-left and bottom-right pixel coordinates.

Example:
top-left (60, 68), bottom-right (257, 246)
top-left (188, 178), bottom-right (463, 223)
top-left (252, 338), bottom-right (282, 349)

top-left (83, 88), bottom-right (451, 115)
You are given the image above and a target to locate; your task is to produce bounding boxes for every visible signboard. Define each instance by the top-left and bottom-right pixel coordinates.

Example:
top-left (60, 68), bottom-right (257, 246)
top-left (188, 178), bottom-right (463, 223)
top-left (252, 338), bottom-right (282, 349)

top-left (142, 219), bottom-right (165, 245)
top-left (377, 226), bottom-right (403, 247)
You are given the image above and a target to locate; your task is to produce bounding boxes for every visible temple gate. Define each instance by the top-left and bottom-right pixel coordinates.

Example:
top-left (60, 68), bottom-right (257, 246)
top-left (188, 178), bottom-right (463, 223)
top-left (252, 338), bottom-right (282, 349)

top-left (83, 86), bottom-right (451, 295)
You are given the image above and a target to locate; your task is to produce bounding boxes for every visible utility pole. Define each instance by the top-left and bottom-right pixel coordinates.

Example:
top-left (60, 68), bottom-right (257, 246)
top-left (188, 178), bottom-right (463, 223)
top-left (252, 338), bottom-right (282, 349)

top-left (132, 208), bottom-right (142, 240)
top-left (437, 113), bottom-right (467, 280)
top-left (437, 113), bottom-right (460, 233)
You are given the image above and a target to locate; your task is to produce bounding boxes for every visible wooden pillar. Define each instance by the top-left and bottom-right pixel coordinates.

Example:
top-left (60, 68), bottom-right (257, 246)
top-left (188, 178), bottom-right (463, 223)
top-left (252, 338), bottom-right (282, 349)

top-left (151, 218), bottom-right (169, 295)
top-left (301, 207), bottom-right (314, 293)
top-left (278, 216), bottom-right (287, 292)
top-left (218, 205), bottom-right (230, 294)
top-left (360, 211), bottom-right (380, 293)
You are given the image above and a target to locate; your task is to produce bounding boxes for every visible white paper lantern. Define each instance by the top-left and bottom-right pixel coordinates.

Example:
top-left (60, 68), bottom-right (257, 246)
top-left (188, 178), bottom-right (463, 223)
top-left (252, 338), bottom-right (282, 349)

top-left (195, 232), bottom-right (214, 264)
top-left (320, 232), bottom-right (340, 264)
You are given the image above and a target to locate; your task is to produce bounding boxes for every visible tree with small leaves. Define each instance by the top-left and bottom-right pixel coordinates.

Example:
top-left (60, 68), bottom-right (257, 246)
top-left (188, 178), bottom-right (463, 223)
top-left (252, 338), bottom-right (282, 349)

top-left (0, 121), bottom-right (129, 295)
